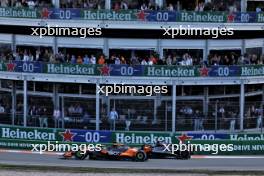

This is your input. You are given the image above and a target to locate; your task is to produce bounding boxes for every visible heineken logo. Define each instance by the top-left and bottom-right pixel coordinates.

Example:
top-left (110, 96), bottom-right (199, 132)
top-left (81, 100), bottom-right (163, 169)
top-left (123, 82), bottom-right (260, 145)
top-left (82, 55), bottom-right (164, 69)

top-left (230, 134), bottom-right (264, 141)
top-left (1, 127), bottom-right (55, 141)
top-left (0, 7), bottom-right (37, 18)
top-left (115, 133), bottom-right (172, 144)
top-left (257, 13), bottom-right (264, 22)
top-left (47, 64), bottom-right (95, 75)
top-left (83, 10), bottom-right (133, 21)
top-left (146, 66), bottom-right (196, 77)
top-left (180, 12), bottom-right (225, 22)
top-left (241, 66), bottom-right (264, 76)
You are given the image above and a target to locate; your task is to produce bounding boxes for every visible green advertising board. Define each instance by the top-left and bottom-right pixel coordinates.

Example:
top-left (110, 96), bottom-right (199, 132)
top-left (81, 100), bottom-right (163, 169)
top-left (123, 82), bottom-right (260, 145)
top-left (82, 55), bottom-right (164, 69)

top-left (0, 7), bottom-right (39, 18)
top-left (1, 125), bottom-right (264, 155)
top-left (144, 65), bottom-right (199, 77)
top-left (240, 65), bottom-right (264, 76)
top-left (178, 12), bottom-right (226, 23)
top-left (45, 63), bottom-right (99, 75)
top-left (0, 125), bottom-right (60, 141)
top-left (82, 10), bottom-right (137, 21)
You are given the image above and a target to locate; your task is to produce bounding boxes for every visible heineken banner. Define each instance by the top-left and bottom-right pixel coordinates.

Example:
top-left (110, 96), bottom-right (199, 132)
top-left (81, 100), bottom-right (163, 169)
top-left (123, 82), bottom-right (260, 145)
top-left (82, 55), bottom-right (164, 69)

top-left (0, 125), bottom-right (59, 141)
top-left (0, 125), bottom-right (112, 143)
top-left (240, 65), bottom-right (264, 76)
top-left (1, 125), bottom-right (264, 155)
top-left (144, 65), bottom-right (199, 77)
top-left (82, 10), bottom-right (137, 21)
top-left (45, 63), bottom-right (98, 75)
top-left (2, 61), bottom-right (264, 77)
top-left (1, 7), bottom-right (264, 23)
top-left (177, 12), bottom-right (226, 23)
top-left (0, 7), bottom-right (39, 18)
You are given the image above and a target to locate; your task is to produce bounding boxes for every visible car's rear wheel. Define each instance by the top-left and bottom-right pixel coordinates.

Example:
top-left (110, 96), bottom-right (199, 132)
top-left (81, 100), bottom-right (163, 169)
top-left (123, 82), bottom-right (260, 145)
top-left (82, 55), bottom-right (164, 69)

top-left (74, 151), bottom-right (87, 160)
top-left (135, 151), bottom-right (147, 161)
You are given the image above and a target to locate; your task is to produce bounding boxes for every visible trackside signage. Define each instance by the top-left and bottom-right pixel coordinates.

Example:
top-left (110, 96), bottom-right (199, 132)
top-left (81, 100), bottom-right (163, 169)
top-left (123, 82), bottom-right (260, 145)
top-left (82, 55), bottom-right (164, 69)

top-left (0, 7), bottom-right (38, 18)
top-left (82, 10), bottom-right (136, 21)
top-left (240, 66), bottom-right (264, 76)
top-left (178, 12), bottom-right (225, 22)
top-left (144, 66), bottom-right (198, 77)
top-left (46, 64), bottom-right (96, 75)
top-left (0, 126), bottom-right (57, 141)
top-left (113, 132), bottom-right (175, 144)
top-left (230, 134), bottom-right (264, 141)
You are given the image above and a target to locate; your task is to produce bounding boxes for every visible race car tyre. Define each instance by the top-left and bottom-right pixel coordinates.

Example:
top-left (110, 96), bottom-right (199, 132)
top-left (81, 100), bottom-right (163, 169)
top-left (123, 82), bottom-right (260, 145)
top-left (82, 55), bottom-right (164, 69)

top-left (74, 151), bottom-right (87, 160)
top-left (180, 150), bottom-right (191, 160)
top-left (135, 151), bottom-right (147, 161)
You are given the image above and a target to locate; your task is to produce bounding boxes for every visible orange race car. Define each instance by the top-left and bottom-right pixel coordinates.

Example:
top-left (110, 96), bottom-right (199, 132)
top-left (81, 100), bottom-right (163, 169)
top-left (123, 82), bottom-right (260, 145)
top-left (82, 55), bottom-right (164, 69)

top-left (63, 143), bottom-right (148, 162)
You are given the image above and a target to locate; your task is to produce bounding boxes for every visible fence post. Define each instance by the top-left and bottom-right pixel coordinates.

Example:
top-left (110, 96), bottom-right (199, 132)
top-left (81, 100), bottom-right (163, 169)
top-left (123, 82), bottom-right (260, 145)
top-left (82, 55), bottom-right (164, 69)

top-left (240, 81), bottom-right (245, 131)
top-left (172, 84), bottom-right (176, 133)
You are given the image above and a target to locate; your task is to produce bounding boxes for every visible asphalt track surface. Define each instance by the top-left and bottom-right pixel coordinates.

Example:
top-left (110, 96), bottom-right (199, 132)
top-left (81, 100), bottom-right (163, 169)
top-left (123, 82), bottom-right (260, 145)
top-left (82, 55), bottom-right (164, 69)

top-left (0, 151), bottom-right (264, 172)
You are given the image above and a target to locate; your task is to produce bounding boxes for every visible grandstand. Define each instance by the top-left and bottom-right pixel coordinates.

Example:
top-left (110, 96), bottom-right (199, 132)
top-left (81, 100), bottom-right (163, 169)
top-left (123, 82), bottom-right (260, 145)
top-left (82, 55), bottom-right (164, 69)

top-left (0, 0), bottom-right (263, 134)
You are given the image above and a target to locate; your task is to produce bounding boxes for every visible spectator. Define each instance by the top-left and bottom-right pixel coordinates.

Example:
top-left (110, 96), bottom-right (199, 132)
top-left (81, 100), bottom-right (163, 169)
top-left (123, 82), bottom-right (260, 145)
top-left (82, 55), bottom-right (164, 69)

top-left (115, 56), bottom-right (121, 65)
top-left (121, 1), bottom-right (128, 10)
top-left (141, 3), bottom-right (148, 10)
top-left (120, 56), bottom-right (126, 64)
top-left (0, 0), bottom-right (8, 7)
top-left (68, 105), bottom-right (75, 115)
top-left (76, 56), bottom-right (83, 64)
top-left (90, 54), bottom-right (96, 64)
top-left (83, 111), bottom-right (91, 128)
top-left (195, 2), bottom-right (204, 12)
top-left (166, 55), bottom-right (172, 65)
top-left (167, 3), bottom-right (174, 11)
top-left (21, 0), bottom-right (29, 7)
top-left (109, 108), bottom-right (118, 131)
top-left (70, 55), bottom-right (76, 64)
top-left (75, 104), bottom-right (83, 114)
top-left (98, 55), bottom-right (105, 65)
top-left (256, 6), bottom-right (262, 12)
top-left (53, 108), bottom-right (62, 128)
top-left (27, 0), bottom-right (36, 9)
top-left (114, 2), bottom-right (120, 10)
top-left (23, 51), bottom-right (30, 62)
top-left (83, 55), bottom-right (90, 64)
top-left (39, 107), bottom-right (48, 128)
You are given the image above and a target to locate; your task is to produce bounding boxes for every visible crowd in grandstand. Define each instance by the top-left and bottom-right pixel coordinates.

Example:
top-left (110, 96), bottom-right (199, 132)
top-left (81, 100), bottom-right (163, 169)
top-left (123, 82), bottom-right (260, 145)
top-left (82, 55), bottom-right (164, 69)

top-left (60, 0), bottom-right (103, 9)
top-left (0, 0), bottom-right (52, 8)
top-left (0, 48), bottom-right (263, 66)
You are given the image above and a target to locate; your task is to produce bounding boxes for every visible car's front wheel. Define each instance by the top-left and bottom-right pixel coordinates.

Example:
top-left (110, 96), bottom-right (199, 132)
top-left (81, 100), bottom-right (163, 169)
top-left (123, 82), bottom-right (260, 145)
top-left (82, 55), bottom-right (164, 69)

top-left (135, 151), bottom-right (147, 161)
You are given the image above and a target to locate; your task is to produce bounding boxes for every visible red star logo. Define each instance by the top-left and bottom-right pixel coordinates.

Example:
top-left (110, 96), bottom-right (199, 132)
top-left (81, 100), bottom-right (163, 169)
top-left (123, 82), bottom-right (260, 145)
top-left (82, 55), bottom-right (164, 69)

top-left (177, 134), bottom-right (193, 142)
top-left (199, 66), bottom-right (210, 77)
top-left (227, 13), bottom-right (235, 22)
top-left (6, 63), bottom-right (16, 71)
top-left (98, 65), bottom-right (111, 76)
top-left (136, 10), bottom-right (149, 21)
top-left (60, 130), bottom-right (76, 142)
top-left (41, 8), bottom-right (51, 19)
